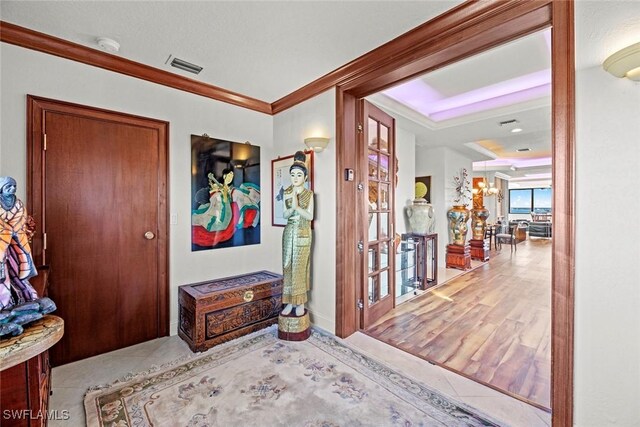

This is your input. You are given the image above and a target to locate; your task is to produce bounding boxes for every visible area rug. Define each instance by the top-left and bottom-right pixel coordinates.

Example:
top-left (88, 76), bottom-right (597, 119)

top-left (85, 327), bottom-right (503, 426)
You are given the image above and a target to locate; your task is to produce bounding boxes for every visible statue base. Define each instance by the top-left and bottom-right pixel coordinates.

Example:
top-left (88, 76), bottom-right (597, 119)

top-left (446, 244), bottom-right (471, 270)
top-left (278, 310), bottom-right (311, 341)
top-left (469, 239), bottom-right (490, 261)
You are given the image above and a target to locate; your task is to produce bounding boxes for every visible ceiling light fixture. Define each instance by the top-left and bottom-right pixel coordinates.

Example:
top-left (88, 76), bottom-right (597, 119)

top-left (472, 161), bottom-right (499, 197)
top-left (511, 128), bottom-right (523, 133)
top-left (96, 37), bottom-right (120, 53)
top-left (170, 57), bottom-right (203, 74)
top-left (603, 42), bottom-right (640, 81)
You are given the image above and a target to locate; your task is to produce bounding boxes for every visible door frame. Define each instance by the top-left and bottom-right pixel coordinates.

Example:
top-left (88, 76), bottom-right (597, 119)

top-left (26, 95), bottom-right (170, 337)
top-left (335, 1), bottom-right (574, 425)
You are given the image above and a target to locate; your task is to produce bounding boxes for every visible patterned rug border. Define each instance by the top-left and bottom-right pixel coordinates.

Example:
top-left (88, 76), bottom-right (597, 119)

top-left (84, 325), bottom-right (277, 396)
top-left (84, 326), bottom-right (505, 426)
top-left (308, 328), bottom-right (504, 427)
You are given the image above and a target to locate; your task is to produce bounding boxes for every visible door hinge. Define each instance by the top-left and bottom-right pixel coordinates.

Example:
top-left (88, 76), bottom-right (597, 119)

top-left (357, 299), bottom-right (364, 310)
top-left (357, 123), bottom-right (363, 133)
top-left (357, 182), bottom-right (364, 192)
top-left (357, 240), bottom-right (364, 253)
top-left (43, 232), bottom-right (47, 250)
top-left (43, 134), bottom-right (47, 151)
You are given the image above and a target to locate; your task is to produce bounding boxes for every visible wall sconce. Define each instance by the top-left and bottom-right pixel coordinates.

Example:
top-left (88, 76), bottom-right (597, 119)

top-left (304, 137), bottom-right (330, 152)
top-left (603, 42), bottom-right (640, 81)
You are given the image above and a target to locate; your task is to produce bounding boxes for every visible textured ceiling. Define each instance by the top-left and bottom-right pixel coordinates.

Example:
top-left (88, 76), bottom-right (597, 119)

top-left (0, 0), bottom-right (463, 101)
top-left (575, 0), bottom-right (640, 71)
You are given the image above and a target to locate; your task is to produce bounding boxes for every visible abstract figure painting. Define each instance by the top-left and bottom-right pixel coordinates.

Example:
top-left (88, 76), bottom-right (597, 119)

top-left (191, 135), bottom-right (261, 251)
top-left (271, 150), bottom-right (314, 227)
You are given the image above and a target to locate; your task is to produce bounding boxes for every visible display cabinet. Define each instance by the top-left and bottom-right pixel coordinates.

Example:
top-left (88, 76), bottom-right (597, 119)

top-left (402, 233), bottom-right (438, 291)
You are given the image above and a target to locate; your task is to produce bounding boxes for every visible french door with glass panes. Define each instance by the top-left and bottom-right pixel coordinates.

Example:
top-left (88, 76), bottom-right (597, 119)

top-left (359, 100), bottom-right (396, 328)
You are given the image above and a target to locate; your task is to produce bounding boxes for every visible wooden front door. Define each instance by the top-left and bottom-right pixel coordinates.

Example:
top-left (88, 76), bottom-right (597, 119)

top-left (28, 96), bottom-right (169, 366)
top-left (359, 100), bottom-right (396, 328)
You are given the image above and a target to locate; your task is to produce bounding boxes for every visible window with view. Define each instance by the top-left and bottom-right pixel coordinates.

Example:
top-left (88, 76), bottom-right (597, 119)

top-left (533, 188), bottom-right (552, 213)
top-left (509, 189), bottom-right (532, 214)
top-left (509, 188), bottom-right (553, 214)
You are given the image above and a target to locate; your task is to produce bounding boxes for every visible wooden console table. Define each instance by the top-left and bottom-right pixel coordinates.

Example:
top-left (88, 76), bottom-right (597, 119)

top-left (0, 315), bottom-right (64, 427)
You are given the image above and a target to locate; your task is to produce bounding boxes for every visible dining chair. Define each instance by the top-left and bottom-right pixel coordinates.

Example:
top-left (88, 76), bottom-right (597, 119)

top-left (495, 224), bottom-right (517, 252)
top-left (484, 224), bottom-right (495, 250)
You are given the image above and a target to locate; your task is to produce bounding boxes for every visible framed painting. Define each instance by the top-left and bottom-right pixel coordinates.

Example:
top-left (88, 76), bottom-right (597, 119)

top-left (191, 134), bottom-right (261, 251)
top-left (415, 176), bottom-right (431, 203)
top-left (271, 150), bottom-right (314, 227)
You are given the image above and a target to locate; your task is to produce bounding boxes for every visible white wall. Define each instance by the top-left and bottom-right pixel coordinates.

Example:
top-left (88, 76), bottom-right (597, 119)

top-left (416, 146), bottom-right (445, 264)
top-left (395, 127), bottom-right (416, 234)
top-left (0, 44), bottom-right (279, 335)
top-left (574, 39), bottom-right (640, 427)
top-left (272, 89), bottom-right (336, 333)
top-left (415, 146), bottom-right (473, 266)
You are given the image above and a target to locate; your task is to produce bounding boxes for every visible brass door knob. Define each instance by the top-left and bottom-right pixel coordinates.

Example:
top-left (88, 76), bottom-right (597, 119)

top-left (144, 231), bottom-right (155, 240)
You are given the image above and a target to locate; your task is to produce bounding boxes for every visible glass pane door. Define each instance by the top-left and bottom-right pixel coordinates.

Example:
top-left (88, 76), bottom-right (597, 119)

top-left (361, 100), bottom-right (395, 328)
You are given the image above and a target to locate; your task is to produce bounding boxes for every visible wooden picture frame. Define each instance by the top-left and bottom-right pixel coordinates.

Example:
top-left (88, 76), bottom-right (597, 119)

top-left (271, 150), bottom-right (314, 227)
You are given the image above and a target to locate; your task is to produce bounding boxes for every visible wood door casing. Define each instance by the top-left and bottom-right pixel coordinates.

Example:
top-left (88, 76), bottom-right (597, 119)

top-left (335, 3), bottom-right (575, 424)
top-left (359, 100), bottom-right (395, 328)
top-left (27, 96), bottom-right (169, 366)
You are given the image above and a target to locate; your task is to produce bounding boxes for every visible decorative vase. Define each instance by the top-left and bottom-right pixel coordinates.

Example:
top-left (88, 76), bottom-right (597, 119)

top-left (471, 207), bottom-right (490, 240)
top-left (405, 198), bottom-right (435, 235)
top-left (446, 205), bottom-right (470, 246)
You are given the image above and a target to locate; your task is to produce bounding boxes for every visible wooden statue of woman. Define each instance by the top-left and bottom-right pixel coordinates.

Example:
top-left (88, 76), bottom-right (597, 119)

top-left (281, 151), bottom-right (314, 318)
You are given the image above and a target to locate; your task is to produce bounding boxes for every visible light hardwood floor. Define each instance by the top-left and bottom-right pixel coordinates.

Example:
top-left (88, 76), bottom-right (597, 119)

top-left (366, 237), bottom-right (552, 411)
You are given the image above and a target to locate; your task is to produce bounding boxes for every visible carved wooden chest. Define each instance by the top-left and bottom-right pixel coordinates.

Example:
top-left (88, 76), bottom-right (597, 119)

top-left (178, 271), bottom-right (283, 352)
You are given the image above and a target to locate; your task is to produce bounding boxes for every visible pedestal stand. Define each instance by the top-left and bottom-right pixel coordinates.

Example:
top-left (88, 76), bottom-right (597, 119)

top-left (446, 244), bottom-right (471, 270)
top-left (469, 239), bottom-right (490, 261)
top-left (278, 310), bottom-right (311, 341)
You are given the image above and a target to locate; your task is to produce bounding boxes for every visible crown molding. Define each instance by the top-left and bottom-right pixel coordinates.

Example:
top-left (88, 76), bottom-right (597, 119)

top-left (0, 21), bottom-right (272, 115)
top-left (271, 0), bottom-right (551, 114)
top-left (0, 1), bottom-right (550, 117)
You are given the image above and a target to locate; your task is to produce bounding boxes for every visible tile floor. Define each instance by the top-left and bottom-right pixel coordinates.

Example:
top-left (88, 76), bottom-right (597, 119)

top-left (49, 330), bottom-right (551, 427)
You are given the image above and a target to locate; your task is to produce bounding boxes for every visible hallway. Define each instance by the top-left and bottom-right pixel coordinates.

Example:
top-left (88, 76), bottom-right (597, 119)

top-left (366, 238), bottom-right (552, 410)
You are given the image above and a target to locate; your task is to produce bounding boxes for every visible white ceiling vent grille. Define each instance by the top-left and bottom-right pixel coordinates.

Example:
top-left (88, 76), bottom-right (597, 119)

top-left (498, 119), bottom-right (519, 127)
top-left (170, 57), bottom-right (203, 74)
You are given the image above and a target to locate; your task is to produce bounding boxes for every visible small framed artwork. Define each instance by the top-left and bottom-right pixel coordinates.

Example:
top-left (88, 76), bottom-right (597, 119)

top-left (415, 176), bottom-right (431, 203)
top-left (271, 150), bottom-right (314, 226)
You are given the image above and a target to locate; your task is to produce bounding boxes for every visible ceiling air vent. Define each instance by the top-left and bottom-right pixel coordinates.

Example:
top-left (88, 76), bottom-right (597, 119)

top-left (517, 148), bottom-right (531, 152)
top-left (498, 119), bottom-right (519, 126)
top-left (170, 57), bottom-right (203, 74)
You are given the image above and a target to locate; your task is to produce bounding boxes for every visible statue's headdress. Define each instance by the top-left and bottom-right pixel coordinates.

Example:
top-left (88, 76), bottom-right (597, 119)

top-left (0, 176), bottom-right (17, 191)
top-left (289, 151), bottom-right (308, 176)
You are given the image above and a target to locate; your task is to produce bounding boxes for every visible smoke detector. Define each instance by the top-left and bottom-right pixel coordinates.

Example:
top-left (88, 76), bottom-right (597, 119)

top-left (96, 37), bottom-right (120, 53)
